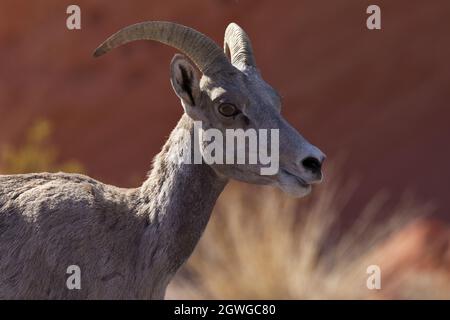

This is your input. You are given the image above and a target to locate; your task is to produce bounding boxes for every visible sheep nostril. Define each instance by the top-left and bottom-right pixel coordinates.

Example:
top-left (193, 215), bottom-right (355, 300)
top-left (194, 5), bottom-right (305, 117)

top-left (302, 157), bottom-right (322, 174)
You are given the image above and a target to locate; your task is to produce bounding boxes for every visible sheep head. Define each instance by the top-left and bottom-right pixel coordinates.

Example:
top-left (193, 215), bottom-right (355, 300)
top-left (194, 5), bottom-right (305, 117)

top-left (94, 21), bottom-right (325, 197)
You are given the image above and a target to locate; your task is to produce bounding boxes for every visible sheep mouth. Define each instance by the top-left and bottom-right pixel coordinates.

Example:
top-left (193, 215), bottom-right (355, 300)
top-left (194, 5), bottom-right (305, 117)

top-left (280, 169), bottom-right (310, 188)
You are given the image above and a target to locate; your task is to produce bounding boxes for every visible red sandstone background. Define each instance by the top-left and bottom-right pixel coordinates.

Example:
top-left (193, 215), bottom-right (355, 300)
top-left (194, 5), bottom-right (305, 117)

top-left (0, 0), bottom-right (449, 220)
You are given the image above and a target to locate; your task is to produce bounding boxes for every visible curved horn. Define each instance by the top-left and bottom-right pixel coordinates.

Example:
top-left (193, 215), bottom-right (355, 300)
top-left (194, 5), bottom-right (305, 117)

top-left (224, 23), bottom-right (256, 67)
top-left (93, 21), bottom-right (231, 74)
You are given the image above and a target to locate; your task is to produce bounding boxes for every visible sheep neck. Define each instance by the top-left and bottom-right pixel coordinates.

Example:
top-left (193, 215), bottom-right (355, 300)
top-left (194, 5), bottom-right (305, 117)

top-left (136, 114), bottom-right (227, 290)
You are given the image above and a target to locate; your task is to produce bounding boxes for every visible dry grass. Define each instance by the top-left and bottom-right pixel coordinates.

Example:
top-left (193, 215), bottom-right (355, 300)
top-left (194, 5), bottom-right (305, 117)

top-left (168, 172), bottom-right (450, 299)
top-left (0, 119), bottom-right (84, 174)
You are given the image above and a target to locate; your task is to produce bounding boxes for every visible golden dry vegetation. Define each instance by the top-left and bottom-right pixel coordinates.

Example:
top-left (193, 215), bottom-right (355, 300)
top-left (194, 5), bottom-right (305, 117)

top-left (168, 174), bottom-right (450, 299)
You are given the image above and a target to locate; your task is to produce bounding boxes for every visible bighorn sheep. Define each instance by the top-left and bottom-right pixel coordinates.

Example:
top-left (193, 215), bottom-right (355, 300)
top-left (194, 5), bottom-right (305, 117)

top-left (0, 21), bottom-right (325, 299)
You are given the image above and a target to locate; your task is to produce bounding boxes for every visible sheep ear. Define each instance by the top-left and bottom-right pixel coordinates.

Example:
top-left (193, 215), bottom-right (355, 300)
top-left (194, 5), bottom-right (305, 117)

top-left (170, 54), bottom-right (201, 109)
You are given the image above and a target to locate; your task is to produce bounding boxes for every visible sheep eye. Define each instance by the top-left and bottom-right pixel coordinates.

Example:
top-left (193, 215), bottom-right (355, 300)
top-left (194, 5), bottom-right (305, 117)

top-left (218, 103), bottom-right (239, 117)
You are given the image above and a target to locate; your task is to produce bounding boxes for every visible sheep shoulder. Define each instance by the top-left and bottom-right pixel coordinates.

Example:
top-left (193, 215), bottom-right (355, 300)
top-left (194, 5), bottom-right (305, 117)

top-left (0, 172), bottom-right (146, 299)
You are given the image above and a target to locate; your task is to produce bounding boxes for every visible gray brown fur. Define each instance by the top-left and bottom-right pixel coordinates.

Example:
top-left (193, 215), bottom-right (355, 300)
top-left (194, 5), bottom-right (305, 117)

top-left (0, 116), bottom-right (226, 299)
top-left (0, 21), bottom-right (324, 299)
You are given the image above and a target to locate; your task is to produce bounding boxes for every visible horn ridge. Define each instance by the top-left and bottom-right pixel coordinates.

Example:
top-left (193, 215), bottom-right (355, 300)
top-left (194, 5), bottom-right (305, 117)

top-left (94, 21), bottom-right (231, 74)
top-left (224, 22), bottom-right (256, 67)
